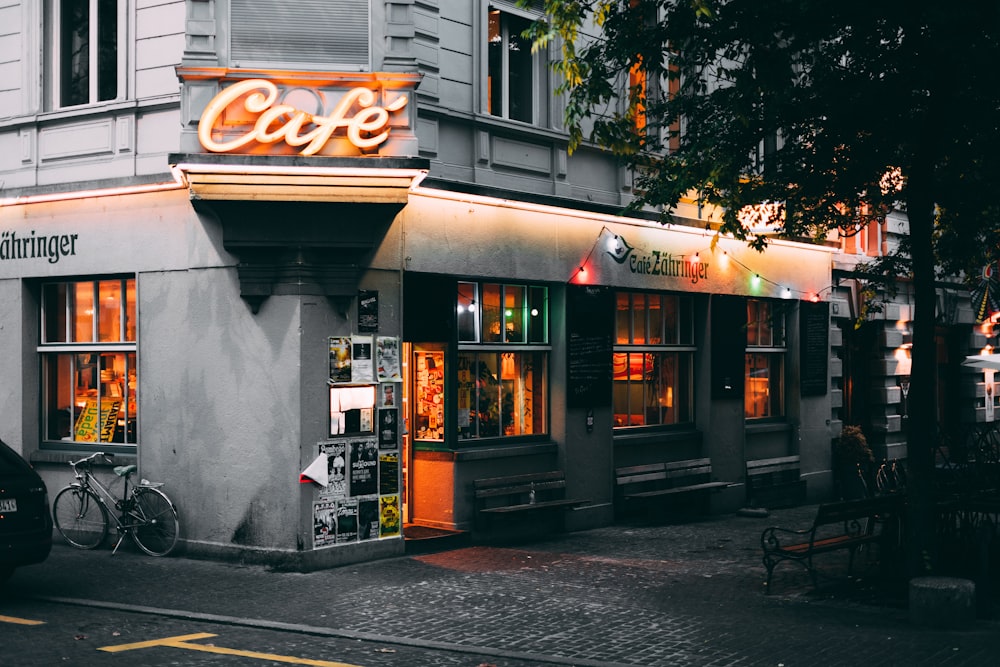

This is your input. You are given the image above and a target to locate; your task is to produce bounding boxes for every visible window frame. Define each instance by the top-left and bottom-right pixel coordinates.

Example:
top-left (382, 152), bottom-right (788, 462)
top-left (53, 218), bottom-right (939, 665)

top-left (47, 0), bottom-right (127, 110)
top-left (486, 3), bottom-right (543, 125)
top-left (38, 276), bottom-right (138, 450)
top-left (613, 291), bottom-right (696, 429)
top-left (455, 280), bottom-right (550, 442)
top-left (744, 298), bottom-right (786, 420)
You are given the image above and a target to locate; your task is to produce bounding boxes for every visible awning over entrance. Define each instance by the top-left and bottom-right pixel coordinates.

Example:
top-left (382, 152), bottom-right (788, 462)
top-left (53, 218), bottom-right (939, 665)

top-left (169, 153), bottom-right (428, 312)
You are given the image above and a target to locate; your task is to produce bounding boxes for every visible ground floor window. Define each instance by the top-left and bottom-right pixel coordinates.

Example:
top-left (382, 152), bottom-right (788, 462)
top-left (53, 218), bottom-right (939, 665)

top-left (613, 291), bottom-right (695, 428)
top-left (745, 298), bottom-right (785, 419)
top-left (613, 352), bottom-right (693, 426)
top-left (745, 352), bottom-right (784, 418)
top-left (457, 350), bottom-right (547, 439)
top-left (39, 277), bottom-right (137, 446)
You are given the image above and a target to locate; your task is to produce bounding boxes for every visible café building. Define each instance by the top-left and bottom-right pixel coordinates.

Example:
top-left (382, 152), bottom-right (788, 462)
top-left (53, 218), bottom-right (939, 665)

top-left (2, 67), bottom-right (836, 568)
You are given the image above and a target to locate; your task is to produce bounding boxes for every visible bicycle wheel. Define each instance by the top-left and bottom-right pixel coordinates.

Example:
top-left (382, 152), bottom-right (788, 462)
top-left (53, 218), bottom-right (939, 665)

top-left (129, 487), bottom-right (179, 556)
top-left (53, 486), bottom-right (109, 549)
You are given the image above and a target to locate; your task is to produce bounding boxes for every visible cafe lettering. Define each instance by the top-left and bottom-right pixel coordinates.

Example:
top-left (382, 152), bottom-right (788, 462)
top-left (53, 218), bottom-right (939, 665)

top-left (198, 79), bottom-right (408, 156)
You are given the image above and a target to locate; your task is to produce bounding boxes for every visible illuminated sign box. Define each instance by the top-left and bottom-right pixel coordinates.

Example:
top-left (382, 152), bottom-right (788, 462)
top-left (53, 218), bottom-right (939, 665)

top-left (176, 69), bottom-right (421, 159)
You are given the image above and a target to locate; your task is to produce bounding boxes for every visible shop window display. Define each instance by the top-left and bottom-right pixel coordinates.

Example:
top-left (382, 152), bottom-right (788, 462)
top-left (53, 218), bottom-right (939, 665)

top-left (613, 292), bottom-right (694, 427)
top-left (40, 278), bottom-right (137, 446)
top-left (450, 281), bottom-right (549, 441)
top-left (745, 299), bottom-right (786, 419)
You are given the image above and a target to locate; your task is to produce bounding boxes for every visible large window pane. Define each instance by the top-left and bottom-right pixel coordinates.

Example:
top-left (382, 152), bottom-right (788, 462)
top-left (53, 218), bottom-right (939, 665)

top-left (613, 291), bottom-right (695, 428)
top-left (458, 350), bottom-right (546, 440)
top-left (40, 277), bottom-right (138, 446)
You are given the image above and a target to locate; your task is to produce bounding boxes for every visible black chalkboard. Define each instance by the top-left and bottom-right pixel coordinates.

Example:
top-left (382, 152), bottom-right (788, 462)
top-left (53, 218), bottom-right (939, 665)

top-left (799, 300), bottom-right (829, 396)
top-left (711, 295), bottom-right (747, 399)
top-left (566, 285), bottom-right (613, 408)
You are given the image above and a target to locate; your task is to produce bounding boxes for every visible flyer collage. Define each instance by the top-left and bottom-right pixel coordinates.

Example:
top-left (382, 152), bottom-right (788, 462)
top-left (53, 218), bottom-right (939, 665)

top-left (314, 331), bottom-right (402, 549)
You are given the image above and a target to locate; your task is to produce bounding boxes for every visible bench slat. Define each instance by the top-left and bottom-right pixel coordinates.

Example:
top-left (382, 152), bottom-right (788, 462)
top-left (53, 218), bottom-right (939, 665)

top-left (480, 499), bottom-right (588, 514)
top-left (625, 481), bottom-right (730, 499)
top-left (475, 471), bottom-right (564, 489)
top-left (475, 480), bottom-right (566, 499)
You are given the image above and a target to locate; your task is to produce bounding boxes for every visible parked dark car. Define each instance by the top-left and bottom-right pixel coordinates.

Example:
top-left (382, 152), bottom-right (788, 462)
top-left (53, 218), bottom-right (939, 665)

top-left (0, 438), bottom-right (52, 583)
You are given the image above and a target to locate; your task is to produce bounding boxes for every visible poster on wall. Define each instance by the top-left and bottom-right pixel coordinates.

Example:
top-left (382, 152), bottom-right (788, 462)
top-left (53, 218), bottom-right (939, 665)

top-left (313, 501), bottom-right (338, 548)
top-left (378, 409), bottom-right (398, 448)
top-left (376, 336), bottom-right (402, 382)
top-left (379, 495), bottom-right (401, 537)
top-left (329, 337), bottom-right (352, 384)
top-left (358, 498), bottom-right (380, 541)
top-left (379, 383), bottom-right (397, 408)
top-left (336, 500), bottom-right (359, 543)
top-left (379, 453), bottom-right (399, 495)
top-left (358, 290), bottom-right (378, 333)
top-left (351, 335), bottom-right (374, 383)
top-left (349, 439), bottom-right (378, 497)
top-left (318, 441), bottom-right (347, 500)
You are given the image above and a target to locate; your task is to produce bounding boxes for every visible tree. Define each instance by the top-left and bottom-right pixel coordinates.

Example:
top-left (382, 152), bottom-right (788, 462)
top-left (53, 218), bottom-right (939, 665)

top-left (525, 0), bottom-right (1000, 576)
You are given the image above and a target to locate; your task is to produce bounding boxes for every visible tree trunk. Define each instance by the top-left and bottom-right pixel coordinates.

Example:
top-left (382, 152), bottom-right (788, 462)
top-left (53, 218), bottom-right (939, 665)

top-left (905, 168), bottom-right (939, 578)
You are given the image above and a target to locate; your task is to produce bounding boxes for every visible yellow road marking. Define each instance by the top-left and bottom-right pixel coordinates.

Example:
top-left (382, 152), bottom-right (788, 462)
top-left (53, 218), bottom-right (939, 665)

top-left (99, 632), bottom-right (363, 667)
top-left (0, 614), bottom-right (45, 625)
top-left (99, 632), bottom-right (217, 652)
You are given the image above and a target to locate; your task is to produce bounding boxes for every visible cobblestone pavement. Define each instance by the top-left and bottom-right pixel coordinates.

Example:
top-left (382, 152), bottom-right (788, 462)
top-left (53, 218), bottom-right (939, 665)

top-left (6, 504), bottom-right (1000, 666)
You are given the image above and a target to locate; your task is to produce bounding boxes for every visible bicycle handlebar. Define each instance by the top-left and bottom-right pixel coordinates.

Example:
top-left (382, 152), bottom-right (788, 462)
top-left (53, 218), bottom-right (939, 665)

top-left (69, 451), bottom-right (114, 468)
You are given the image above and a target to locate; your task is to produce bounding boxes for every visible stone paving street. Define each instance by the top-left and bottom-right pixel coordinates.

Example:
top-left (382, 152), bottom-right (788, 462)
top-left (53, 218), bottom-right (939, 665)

top-left (6, 503), bottom-right (1000, 666)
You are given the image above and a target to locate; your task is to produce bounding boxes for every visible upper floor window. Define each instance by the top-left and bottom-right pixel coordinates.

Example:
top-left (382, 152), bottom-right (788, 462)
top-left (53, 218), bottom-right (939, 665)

top-left (51, 0), bottom-right (123, 108)
top-left (487, 7), bottom-right (538, 124)
top-left (745, 299), bottom-right (785, 419)
top-left (39, 278), bottom-right (138, 447)
top-left (613, 292), bottom-right (695, 428)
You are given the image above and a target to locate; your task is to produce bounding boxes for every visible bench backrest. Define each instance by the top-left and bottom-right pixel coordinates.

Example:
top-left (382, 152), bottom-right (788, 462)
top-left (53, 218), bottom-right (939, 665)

top-left (813, 495), bottom-right (904, 528)
top-left (474, 470), bottom-right (566, 499)
top-left (616, 458), bottom-right (713, 489)
top-left (746, 455), bottom-right (800, 483)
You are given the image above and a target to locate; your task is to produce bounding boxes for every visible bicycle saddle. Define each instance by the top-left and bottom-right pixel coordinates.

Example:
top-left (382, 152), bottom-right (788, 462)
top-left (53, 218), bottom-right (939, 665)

top-left (114, 465), bottom-right (138, 477)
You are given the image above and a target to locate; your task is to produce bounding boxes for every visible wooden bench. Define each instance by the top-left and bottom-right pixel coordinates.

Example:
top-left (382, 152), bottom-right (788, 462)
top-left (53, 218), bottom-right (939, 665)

top-left (760, 494), bottom-right (905, 593)
top-left (615, 458), bottom-right (730, 518)
top-left (474, 471), bottom-right (588, 535)
top-left (746, 456), bottom-right (807, 509)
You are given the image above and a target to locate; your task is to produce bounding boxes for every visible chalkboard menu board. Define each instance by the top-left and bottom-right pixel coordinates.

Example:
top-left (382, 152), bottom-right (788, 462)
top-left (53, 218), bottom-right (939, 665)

top-left (711, 294), bottom-right (746, 399)
top-left (566, 285), bottom-right (613, 408)
top-left (799, 300), bottom-right (829, 396)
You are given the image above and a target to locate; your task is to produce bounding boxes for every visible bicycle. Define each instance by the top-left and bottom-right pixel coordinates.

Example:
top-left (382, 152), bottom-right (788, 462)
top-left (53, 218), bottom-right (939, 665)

top-left (52, 452), bottom-right (179, 557)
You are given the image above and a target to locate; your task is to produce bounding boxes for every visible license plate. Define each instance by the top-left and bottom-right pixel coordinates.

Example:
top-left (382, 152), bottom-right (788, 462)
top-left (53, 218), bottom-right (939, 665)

top-left (0, 498), bottom-right (16, 512)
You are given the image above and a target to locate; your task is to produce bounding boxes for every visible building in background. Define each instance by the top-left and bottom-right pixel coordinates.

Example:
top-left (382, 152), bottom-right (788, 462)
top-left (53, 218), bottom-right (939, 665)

top-left (0, 1), bottom-right (983, 567)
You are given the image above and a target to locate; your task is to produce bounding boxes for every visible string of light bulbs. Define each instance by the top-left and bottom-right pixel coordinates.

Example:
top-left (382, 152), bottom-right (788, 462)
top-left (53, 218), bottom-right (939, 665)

top-left (573, 226), bottom-right (836, 302)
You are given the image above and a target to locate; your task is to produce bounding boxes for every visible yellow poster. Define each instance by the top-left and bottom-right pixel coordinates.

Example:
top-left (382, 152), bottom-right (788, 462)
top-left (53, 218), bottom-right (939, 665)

top-left (379, 495), bottom-right (401, 538)
top-left (74, 399), bottom-right (122, 442)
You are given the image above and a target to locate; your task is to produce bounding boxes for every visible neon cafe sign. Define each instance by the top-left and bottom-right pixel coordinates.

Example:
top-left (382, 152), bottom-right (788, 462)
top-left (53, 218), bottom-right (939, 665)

top-left (198, 79), bottom-right (408, 155)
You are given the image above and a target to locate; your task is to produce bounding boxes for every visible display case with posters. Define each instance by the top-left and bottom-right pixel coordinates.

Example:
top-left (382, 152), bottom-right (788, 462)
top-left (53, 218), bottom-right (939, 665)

top-left (414, 350), bottom-right (444, 442)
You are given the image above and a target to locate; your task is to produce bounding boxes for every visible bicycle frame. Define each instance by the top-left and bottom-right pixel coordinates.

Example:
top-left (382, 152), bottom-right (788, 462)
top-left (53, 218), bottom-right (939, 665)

top-left (69, 454), bottom-right (161, 554)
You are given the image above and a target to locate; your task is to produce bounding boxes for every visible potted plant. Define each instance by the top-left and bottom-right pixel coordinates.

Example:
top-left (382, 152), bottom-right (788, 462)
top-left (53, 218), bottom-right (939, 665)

top-left (834, 425), bottom-right (875, 499)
